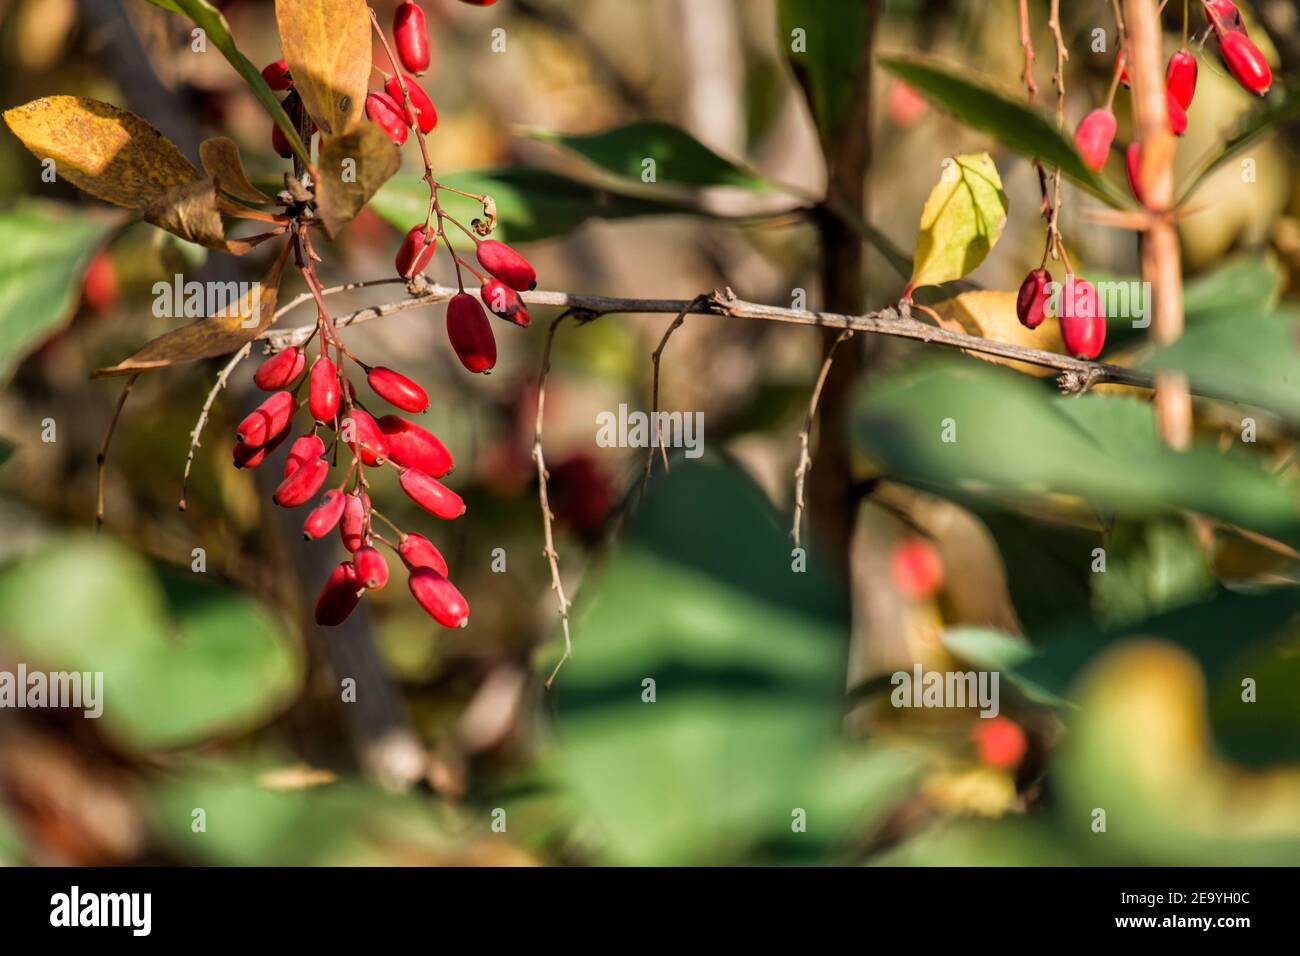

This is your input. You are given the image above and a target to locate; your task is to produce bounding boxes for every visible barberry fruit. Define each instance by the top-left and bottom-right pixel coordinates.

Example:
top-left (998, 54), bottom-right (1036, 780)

top-left (285, 433), bottom-right (325, 478)
top-left (272, 122), bottom-right (292, 159)
top-left (368, 366), bottom-right (429, 413)
top-left (377, 415), bottom-right (453, 477)
top-left (408, 567), bottom-right (469, 628)
top-left (1219, 31), bottom-right (1272, 96)
top-left (343, 409), bottom-right (389, 466)
top-left (1073, 108), bottom-right (1116, 172)
top-left (972, 716), bottom-right (1028, 771)
top-left (1205, 0), bottom-right (1246, 34)
top-left (355, 546), bottom-right (390, 589)
top-left (307, 357), bottom-right (340, 422)
top-left (890, 537), bottom-right (944, 600)
top-left (446, 292), bottom-right (497, 374)
top-left (398, 532), bottom-right (449, 576)
top-left (254, 346), bottom-right (305, 390)
top-left (1166, 49), bottom-right (1198, 110)
top-left (274, 456), bottom-right (328, 507)
top-left (304, 489), bottom-right (347, 539)
top-left (262, 59), bottom-right (292, 91)
top-left (480, 278), bottom-right (530, 327)
top-left (340, 491), bottom-right (371, 552)
top-left (384, 75), bottom-right (437, 134)
top-left (399, 467), bottom-right (465, 519)
top-left (1166, 89), bottom-right (1188, 136)
top-left (394, 224), bottom-right (437, 278)
top-left (475, 239), bottom-right (536, 291)
top-left (1015, 268), bottom-right (1052, 330)
top-left (315, 561), bottom-right (362, 627)
top-left (393, 2), bottom-right (430, 75)
top-left (233, 427), bottom-right (288, 470)
top-left (1125, 143), bottom-right (1146, 206)
top-left (365, 91), bottom-right (408, 146)
top-left (1059, 277), bottom-right (1106, 359)
top-left (81, 251), bottom-right (118, 315)
top-left (236, 390), bottom-right (295, 447)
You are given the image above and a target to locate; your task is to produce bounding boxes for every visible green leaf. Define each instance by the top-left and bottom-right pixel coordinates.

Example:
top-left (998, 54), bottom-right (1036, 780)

top-left (940, 627), bottom-right (1062, 705)
top-left (878, 54), bottom-right (1127, 208)
top-left (1091, 518), bottom-right (1214, 625)
top-left (777, 0), bottom-right (871, 147)
top-left (0, 537), bottom-right (299, 750)
top-left (371, 167), bottom-right (698, 244)
top-left (1184, 254), bottom-right (1284, 318)
top-left (907, 152), bottom-right (1006, 292)
top-left (1181, 83), bottom-right (1300, 201)
top-left (0, 202), bottom-right (122, 384)
top-left (140, 0), bottom-right (309, 166)
top-left (853, 358), bottom-right (1300, 544)
top-left (528, 121), bottom-right (772, 191)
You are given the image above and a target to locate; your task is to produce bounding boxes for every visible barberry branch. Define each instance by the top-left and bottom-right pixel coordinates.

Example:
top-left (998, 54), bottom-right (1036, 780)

top-left (1017, 0), bottom-right (1038, 101)
top-left (644, 295), bottom-right (710, 483)
top-left (95, 373), bottom-right (140, 530)
top-left (533, 312), bottom-right (574, 688)
top-left (792, 329), bottom-right (854, 549)
top-left (179, 342), bottom-right (254, 511)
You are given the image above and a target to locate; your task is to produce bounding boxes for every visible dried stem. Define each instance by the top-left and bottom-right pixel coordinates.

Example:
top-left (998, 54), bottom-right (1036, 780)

top-left (95, 373), bottom-right (140, 529)
top-left (792, 329), bottom-right (854, 549)
top-left (1017, 0), bottom-right (1038, 101)
top-left (534, 313), bottom-right (573, 688)
top-left (644, 295), bottom-right (709, 483)
top-left (179, 342), bottom-right (254, 511)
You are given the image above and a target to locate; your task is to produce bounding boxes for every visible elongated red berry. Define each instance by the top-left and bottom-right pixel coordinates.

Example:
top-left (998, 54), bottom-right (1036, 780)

top-left (304, 489), bottom-right (347, 539)
top-left (233, 424), bottom-right (289, 469)
top-left (394, 2), bottom-right (430, 75)
top-left (315, 561), bottom-right (362, 627)
top-left (340, 491), bottom-right (371, 552)
top-left (1125, 143), bottom-right (1146, 205)
top-left (274, 456), bottom-right (328, 507)
top-left (1166, 89), bottom-right (1188, 136)
top-left (365, 91), bottom-right (408, 146)
top-left (285, 433), bottom-right (325, 478)
top-left (1166, 49), bottom-right (1198, 110)
top-left (446, 292), bottom-right (497, 374)
top-left (237, 390), bottom-right (295, 447)
top-left (1219, 31), bottom-right (1271, 96)
top-left (272, 122), bottom-right (292, 159)
top-left (262, 59), bottom-right (292, 91)
top-left (308, 357), bottom-right (340, 423)
top-left (1206, 0), bottom-right (1246, 34)
top-left (342, 409), bottom-right (388, 466)
top-left (384, 75), bottom-right (437, 134)
top-left (476, 240), bottom-right (535, 292)
top-left (1016, 268), bottom-right (1052, 330)
top-left (254, 347), bottom-right (305, 390)
top-left (1059, 277), bottom-right (1106, 360)
top-left (408, 567), bottom-right (469, 628)
top-left (367, 366), bottom-right (428, 413)
top-left (1074, 108), bottom-right (1116, 172)
top-left (399, 467), bottom-right (465, 519)
top-left (398, 532), bottom-right (449, 576)
top-left (377, 415), bottom-right (452, 477)
top-left (394, 225), bottom-right (436, 279)
top-left (480, 278), bottom-right (530, 327)
top-left (355, 546), bottom-right (390, 589)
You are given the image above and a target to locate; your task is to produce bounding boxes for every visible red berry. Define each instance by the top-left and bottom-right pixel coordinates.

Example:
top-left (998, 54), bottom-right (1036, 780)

top-left (972, 716), bottom-right (1027, 771)
top-left (1073, 108), bottom-right (1116, 172)
top-left (394, 224), bottom-right (437, 279)
top-left (308, 357), bottom-right (340, 422)
top-left (272, 122), bottom-right (292, 159)
top-left (1125, 142), bottom-right (1146, 206)
top-left (233, 425), bottom-right (289, 469)
top-left (1015, 268), bottom-right (1052, 330)
top-left (237, 391), bottom-right (295, 447)
top-left (1117, 47), bottom-right (1130, 89)
top-left (1205, 0), bottom-right (1246, 34)
top-left (285, 433), bottom-right (325, 478)
top-left (398, 532), bottom-right (449, 576)
top-left (1219, 31), bottom-right (1271, 96)
top-left (399, 467), bottom-right (465, 519)
top-left (274, 455), bottom-right (328, 507)
top-left (408, 567), bottom-right (469, 628)
top-left (368, 366), bottom-right (428, 414)
top-left (446, 292), bottom-right (497, 374)
top-left (340, 491), bottom-right (371, 552)
top-left (480, 278), bottom-right (530, 327)
top-left (393, 2), bottom-right (430, 75)
top-left (304, 489), bottom-right (347, 539)
top-left (262, 58), bottom-right (292, 91)
top-left (1166, 88), bottom-right (1188, 136)
top-left (365, 91), bottom-right (408, 146)
top-left (354, 546), bottom-right (390, 589)
top-left (81, 251), bottom-right (118, 315)
top-left (377, 415), bottom-right (453, 477)
top-left (1166, 49), bottom-right (1198, 110)
top-left (315, 561), bottom-right (362, 627)
top-left (475, 240), bottom-right (536, 292)
top-left (890, 537), bottom-right (944, 599)
top-left (342, 409), bottom-right (389, 466)
top-left (384, 75), bottom-right (438, 134)
top-left (1059, 277), bottom-right (1106, 359)
top-left (254, 347), bottom-right (306, 390)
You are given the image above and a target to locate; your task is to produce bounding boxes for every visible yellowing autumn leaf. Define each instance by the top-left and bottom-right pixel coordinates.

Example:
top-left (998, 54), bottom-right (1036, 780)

top-left (275, 0), bottom-right (370, 137)
top-left (929, 290), bottom-right (1062, 377)
top-left (315, 124), bottom-right (402, 238)
top-left (907, 152), bottom-right (1007, 294)
top-left (200, 137), bottom-right (274, 206)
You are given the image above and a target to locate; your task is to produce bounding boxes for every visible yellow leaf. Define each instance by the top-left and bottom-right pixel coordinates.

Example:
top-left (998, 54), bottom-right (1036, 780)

top-left (3, 96), bottom-right (200, 209)
top-left (315, 124), bottom-right (402, 238)
top-left (143, 178), bottom-right (276, 255)
top-left (928, 290), bottom-right (1062, 376)
top-left (275, 0), bottom-right (370, 137)
top-left (908, 152), bottom-right (1007, 294)
top-left (200, 137), bottom-right (275, 205)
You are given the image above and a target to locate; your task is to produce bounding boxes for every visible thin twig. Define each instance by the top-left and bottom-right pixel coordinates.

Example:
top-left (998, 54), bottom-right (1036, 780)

top-left (96, 373), bottom-right (140, 529)
top-left (792, 329), bottom-right (854, 548)
top-left (1017, 0), bottom-right (1038, 101)
top-left (179, 342), bottom-right (254, 511)
top-left (534, 313), bottom-right (573, 688)
top-left (644, 295), bottom-right (709, 483)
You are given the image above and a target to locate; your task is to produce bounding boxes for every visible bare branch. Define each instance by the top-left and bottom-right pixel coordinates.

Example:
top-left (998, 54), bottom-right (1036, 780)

top-left (96, 373), bottom-right (140, 530)
top-left (534, 313), bottom-right (573, 688)
top-left (179, 342), bottom-right (254, 512)
top-left (644, 295), bottom-right (710, 483)
top-left (792, 329), bottom-right (854, 549)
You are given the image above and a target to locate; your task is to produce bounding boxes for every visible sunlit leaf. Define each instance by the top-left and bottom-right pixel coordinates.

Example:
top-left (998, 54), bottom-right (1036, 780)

top-left (907, 152), bottom-right (1006, 293)
top-left (200, 137), bottom-right (275, 205)
top-left (928, 289), bottom-right (1063, 375)
top-left (315, 124), bottom-right (402, 238)
top-left (777, 0), bottom-right (871, 148)
top-left (274, 0), bottom-right (370, 137)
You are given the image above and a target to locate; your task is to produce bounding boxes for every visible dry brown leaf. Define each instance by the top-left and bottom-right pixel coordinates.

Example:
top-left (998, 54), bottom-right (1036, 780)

top-left (929, 289), bottom-right (1064, 377)
top-left (200, 136), bottom-right (275, 205)
top-left (92, 238), bottom-right (291, 377)
top-left (315, 124), bottom-right (402, 238)
top-left (3, 96), bottom-right (200, 208)
top-left (143, 177), bottom-right (277, 255)
top-left (275, 0), bottom-right (370, 137)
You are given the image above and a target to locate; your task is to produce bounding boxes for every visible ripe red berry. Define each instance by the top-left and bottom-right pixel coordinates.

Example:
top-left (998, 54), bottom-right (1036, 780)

top-left (408, 567), bottom-right (469, 628)
top-left (262, 59), bottom-right (292, 91)
top-left (1015, 268), bottom-right (1052, 330)
top-left (365, 91), bottom-right (408, 146)
top-left (398, 532), bottom-right (449, 576)
top-left (272, 122), bottom-right (292, 159)
top-left (1125, 142), bottom-right (1146, 205)
top-left (368, 366), bottom-right (428, 414)
top-left (315, 561), bottom-right (362, 627)
top-left (1073, 108), bottom-right (1116, 172)
top-left (1166, 49), bottom-right (1198, 110)
top-left (237, 390), bottom-right (295, 447)
top-left (377, 415), bottom-right (453, 477)
top-left (1059, 277), bottom-right (1106, 359)
top-left (972, 716), bottom-right (1028, 771)
top-left (480, 278), bottom-right (530, 327)
top-left (308, 357), bottom-right (340, 422)
top-left (384, 75), bottom-right (437, 134)
top-left (394, 224), bottom-right (437, 279)
top-left (274, 455), bottom-right (328, 507)
top-left (1166, 88), bottom-right (1188, 136)
top-left (304, 489), bottom-right (347, 539)
top-left (354, 546), bottom-right (390, 590)
top-left (399, 467), bottom-right (465, 519)
top-left (233, 425), bottom-right (289, 469)
top-left (475, 240), bottom-right (536, 292)
top-left (1116, 47), bottom-right (1130, 89)
top-left (1205, 0), bottom-right (1246, 34)
top-left (285, 433), bottom-right (325, 478)
top-left (254, 346), bottom-right (306, 390)
top-left (1219, 31), bottom-right (1271, 96)
top-left (890, 537), bottom-right (944, 599)
top-left (446, 292), bottom-right (497, 374)
top-left (343, 409), bottom-right (389, 467)
top-left (393, 2), bottom-right (430, 75)
top-left (340, 491), bottom-right (371, 552)
top-left (81, 251), bottom-right (118, 315)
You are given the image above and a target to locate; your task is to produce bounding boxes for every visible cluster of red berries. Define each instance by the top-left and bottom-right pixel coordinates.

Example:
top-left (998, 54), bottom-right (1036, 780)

top-left (1016, 267), bottom-right (1105, 360)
